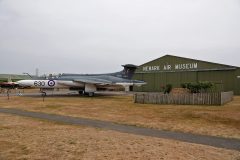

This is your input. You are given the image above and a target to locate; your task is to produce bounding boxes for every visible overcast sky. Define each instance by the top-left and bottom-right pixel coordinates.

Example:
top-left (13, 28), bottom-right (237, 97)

top-left (0, 0), bottom-right (240, 75)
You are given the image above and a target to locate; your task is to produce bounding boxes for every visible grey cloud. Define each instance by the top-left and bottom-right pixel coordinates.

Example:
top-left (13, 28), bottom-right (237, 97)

top-left (0, 0), bottom-right (239, 75)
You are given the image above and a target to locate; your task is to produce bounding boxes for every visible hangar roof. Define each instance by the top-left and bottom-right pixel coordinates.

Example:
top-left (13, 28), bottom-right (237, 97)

top-left (136, 55), bottom-right (238, 73)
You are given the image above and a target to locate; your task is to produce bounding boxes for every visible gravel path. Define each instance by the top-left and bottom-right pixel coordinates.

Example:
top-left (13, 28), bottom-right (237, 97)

top-left (0, 108), bottom-right (239, 151)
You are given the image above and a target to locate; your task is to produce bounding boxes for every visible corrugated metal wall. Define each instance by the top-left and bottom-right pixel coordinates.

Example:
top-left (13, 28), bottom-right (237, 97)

top-left (133, 70), bottom-right (239, 94)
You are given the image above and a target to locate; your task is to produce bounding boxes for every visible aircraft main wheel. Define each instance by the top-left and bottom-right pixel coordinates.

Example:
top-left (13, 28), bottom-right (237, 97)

top-left (88, 92), bottom-right (94, 97)
top-left (79, 91), bottom-right (84, 95)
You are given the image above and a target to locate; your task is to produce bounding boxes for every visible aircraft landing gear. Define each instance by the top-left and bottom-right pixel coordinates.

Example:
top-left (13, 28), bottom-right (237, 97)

top-left (83, 92), bottom-right (94, 97)
top-left (78, 91), bottom-right (84, 95)
top-left (78, 91), bottom-right (94, 97)
top-left (41, 91), bottom-right (47, 97)
top-left (40, 89), bottom-right (46, 101)
top-left (88, 92), bottom-right (94, 97)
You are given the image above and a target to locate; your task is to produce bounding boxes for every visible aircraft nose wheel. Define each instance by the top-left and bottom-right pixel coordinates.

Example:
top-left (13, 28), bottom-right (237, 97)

top-left (40, 89), bottom-right (46, 101)
top-left (41, 92), bottom-right (47, 97)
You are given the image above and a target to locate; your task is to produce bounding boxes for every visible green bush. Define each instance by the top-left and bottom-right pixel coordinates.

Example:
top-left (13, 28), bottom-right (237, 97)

top-left (164, 84), bottom-right (172, 94)
top-left (199, 82), bottom-right (213, 92)
top-left (181, 82), bottom-right (214, 93)
top-left (181, 83), bottom-right (187, 88)
top-left (0, 79), bottom-right (7, 83)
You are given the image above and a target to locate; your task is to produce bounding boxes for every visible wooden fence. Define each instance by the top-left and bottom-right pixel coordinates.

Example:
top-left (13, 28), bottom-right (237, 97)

top-left (221, 91), bottom-right (234, 105)
top-left (134, 91), bottom-right (233, 105)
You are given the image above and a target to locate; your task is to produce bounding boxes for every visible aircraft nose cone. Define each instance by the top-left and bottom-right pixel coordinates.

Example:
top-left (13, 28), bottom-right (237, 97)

top-left (17, 80), bottom-right (28, 87)
top-left (17, 80), bottom-right (23, 86)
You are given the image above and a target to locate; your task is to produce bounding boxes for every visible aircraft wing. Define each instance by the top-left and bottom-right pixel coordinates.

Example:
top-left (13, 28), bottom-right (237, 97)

top-left (73, 78), bottom-right (113, 85)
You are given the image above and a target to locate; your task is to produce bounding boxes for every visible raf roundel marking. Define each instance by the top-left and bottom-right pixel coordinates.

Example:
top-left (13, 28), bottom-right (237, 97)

top-left (48, 80), bottom-right (55, 87)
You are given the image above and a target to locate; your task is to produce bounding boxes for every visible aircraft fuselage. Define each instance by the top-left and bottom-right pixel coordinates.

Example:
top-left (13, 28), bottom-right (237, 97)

top-left (17, 80), bottom-right (84, 89)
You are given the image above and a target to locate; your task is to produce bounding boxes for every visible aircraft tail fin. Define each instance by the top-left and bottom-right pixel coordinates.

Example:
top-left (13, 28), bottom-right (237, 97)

top-left (121, 64), bottom-right (138, 79)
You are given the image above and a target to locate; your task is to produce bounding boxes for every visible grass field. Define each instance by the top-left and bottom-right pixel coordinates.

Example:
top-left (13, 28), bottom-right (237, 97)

top-left (0, 113), bottom-right (239, 160)
top-left (0, 93), bottom-right (239, 139)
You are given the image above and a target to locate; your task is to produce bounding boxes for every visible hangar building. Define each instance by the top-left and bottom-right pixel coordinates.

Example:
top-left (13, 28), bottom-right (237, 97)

top-left (133, 55), bottom-right (240, 95)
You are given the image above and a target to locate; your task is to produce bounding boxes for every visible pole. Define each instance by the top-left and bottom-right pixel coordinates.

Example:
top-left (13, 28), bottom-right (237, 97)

top-left (7, 89), bottom-right (10, 100)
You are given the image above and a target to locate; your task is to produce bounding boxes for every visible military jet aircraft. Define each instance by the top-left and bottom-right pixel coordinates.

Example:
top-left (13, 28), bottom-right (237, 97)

top-left (17, 64), bottom-right (146, 96)
top-left (0, 77), bottom-right (19, 89)
top-left (0, 82), bottom-right (19, 89)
